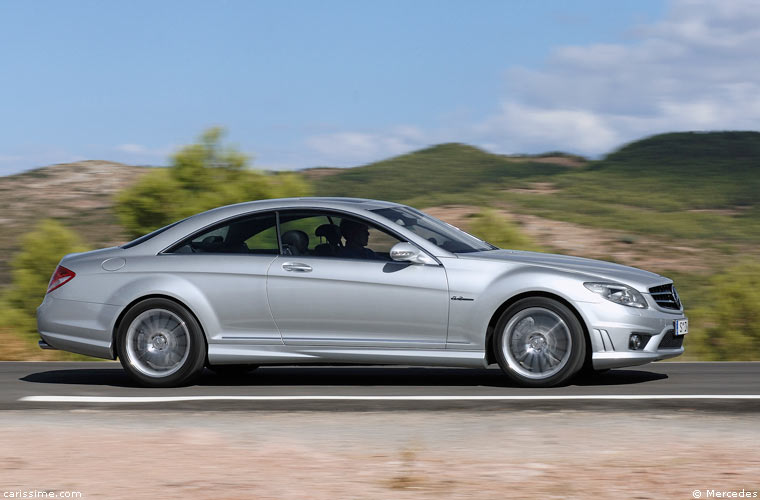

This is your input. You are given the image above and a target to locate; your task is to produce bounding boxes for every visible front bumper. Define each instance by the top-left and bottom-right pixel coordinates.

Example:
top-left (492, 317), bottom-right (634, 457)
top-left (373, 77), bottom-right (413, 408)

top-left (578, 298), bottom-right (686, 370)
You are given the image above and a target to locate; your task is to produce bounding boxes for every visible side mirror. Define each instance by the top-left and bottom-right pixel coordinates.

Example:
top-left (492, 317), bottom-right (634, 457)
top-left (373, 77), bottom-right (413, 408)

top-left (390, 242), bottom-right (437, 265)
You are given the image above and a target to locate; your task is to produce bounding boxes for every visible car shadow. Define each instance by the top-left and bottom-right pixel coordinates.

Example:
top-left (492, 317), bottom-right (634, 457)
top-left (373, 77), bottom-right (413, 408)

top-left (22, 368), bottom-right (137, 388)
top-left (573, 369), bottom-right (668, 386)
top-left (20, 366), bottom-right (668, 388)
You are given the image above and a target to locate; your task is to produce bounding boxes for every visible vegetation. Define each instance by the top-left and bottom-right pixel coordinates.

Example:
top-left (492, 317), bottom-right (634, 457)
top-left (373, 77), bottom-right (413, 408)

top-left (315, 132), bottom-right (760, 245)
top-left (502, 132), bottom-right (760, 244)
top-left (0, 219), bottom-right (91, 359)
top-left (466, 209), bottom-right (540, 252)
top-left (687, 260), bottom-right (760, 360)
top-left (116, 128), bottom-right (310, 238)
top-left (2, 129), bottom-right (758, 360)
top-left (312, 143), bottom-right (570, 204)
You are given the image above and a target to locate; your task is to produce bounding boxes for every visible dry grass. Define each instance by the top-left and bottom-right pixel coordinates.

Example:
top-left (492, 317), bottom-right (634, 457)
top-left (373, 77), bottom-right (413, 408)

top-left (0, 327), bottom-right (65, 361)
top-left (424, 204), bottom-right (717, 273)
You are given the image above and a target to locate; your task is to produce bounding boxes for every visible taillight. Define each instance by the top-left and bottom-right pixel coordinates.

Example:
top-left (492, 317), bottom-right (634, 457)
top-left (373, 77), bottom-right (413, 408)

top-left (47, 265), bottom-right (76, 293)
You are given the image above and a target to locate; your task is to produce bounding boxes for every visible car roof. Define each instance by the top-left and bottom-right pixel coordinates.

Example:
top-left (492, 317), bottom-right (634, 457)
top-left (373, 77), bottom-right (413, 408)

top-left (263, 197), bottom-right (400, 210)
top-left (190, 197), bottom-right (405, 221)
top-left (122, 197), bottom-right (417, 254)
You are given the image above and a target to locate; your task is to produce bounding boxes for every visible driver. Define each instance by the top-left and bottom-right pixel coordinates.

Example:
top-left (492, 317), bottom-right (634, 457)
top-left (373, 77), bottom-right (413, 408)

top-left (337, 219), bottom-right (378, 259)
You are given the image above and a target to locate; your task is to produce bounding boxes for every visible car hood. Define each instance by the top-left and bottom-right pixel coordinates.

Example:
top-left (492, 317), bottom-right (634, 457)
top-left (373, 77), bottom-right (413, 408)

top-left (459, 249), bottom-right (668, 291)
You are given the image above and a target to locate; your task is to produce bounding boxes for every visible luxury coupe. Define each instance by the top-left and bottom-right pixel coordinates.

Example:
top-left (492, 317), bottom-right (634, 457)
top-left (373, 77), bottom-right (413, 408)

top-left (37, 197), bottom-right (687, 387)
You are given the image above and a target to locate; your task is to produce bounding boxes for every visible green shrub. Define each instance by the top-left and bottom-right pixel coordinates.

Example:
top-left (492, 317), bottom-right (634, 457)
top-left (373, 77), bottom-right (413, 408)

top-left (465, 209), bottom-right (540, 252)
top-left (1, 219), bottom-right (88, 339)
top-left (687, 260), bottom-right (760, 360)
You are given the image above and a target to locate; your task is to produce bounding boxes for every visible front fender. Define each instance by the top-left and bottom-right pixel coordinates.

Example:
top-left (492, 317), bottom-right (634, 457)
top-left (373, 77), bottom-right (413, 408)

top-left (443, 258), bottom-right (600, 350)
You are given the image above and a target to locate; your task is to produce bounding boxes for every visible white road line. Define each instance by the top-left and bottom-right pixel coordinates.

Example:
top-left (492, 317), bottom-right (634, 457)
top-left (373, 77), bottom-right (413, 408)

top-left (19, 394), bottom-right (760, 403)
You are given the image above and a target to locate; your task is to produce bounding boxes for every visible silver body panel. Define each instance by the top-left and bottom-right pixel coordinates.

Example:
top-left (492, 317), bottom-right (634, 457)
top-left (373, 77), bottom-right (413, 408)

top-left (37, 197), bottom-right (685, 371)
top-left (267, 255), bottom-right (449, 348)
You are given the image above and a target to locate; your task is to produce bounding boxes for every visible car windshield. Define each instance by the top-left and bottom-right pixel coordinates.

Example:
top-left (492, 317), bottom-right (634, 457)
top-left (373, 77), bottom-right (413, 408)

top-left (371, 206), bottom-right (496, 253)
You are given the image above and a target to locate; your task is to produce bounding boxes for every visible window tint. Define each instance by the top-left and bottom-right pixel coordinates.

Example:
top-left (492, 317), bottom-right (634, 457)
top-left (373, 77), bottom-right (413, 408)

top-left (371, 206), bottom-right (495, 253)
top-left (168, 212), bottom-right (278, 254)
top-left (122, 218), bottom-right (187, 249)
top-left (278, 211), bottom-right (402, 260)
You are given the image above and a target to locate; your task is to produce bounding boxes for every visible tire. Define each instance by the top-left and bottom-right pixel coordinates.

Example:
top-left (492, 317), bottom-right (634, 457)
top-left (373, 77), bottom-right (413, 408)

top-left (208, 364), bottom-right (259, 378)
top-left (117, 298), bottom-right (206, 388)
top-left (493, 297), bottom-right (586, 387)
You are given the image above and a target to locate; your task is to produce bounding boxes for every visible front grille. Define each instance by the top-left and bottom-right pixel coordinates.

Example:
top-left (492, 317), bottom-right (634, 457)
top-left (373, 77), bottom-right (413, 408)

top-left (658, 329), bottom-right (684, 349)
top-left (649, 284), bottom-right (682, 310)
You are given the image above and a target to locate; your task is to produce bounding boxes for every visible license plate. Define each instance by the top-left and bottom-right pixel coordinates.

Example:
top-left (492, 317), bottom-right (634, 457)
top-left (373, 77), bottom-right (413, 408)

top-left (674, 318), bottom-right (688, 336)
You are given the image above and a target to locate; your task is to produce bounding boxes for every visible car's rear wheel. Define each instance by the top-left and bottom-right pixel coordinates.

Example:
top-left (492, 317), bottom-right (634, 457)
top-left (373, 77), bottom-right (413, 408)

top-left (493, 297), bottom-right (586, 387)
top-left (117, 298), bottom-right (206, 387)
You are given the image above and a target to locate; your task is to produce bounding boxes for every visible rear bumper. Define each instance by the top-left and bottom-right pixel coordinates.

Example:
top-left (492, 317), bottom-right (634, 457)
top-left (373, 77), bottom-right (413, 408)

top-left (37, 296), bottom-right (119, 359)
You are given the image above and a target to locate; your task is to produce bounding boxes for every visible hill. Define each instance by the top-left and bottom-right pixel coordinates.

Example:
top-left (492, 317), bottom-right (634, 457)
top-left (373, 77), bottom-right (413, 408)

top-left (585, 131), bottom-right (760, 208)
top-left (605, 131), bottom-right (760, 166)
top-left (503, 131), bottom-right (760, 243)
top-left (314, 132), bottom-right (760, 245)
top-left (0, 161), bottom-right (149, 281)
top-left (312, 143), bottom-right (584, 204)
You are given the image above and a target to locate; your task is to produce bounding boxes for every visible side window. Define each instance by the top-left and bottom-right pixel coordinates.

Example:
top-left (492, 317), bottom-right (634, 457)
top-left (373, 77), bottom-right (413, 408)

top-left (278, 213), bottom-right (330, 256)
top-left (277, 211), bottom-right (402, 260)
top-left (168, 212), bottom-right (278, 254)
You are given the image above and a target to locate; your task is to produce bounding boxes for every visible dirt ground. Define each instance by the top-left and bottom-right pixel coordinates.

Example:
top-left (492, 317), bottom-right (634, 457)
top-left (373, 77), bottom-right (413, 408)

top-left (424, 204), bottom-right (718, 273)
top-left (1, 410), bottom-right (758, 499)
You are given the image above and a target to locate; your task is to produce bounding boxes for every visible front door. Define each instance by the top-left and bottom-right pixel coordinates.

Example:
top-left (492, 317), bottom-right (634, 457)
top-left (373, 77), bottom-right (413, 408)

top-left (266, 210), bottom-right (449, 348)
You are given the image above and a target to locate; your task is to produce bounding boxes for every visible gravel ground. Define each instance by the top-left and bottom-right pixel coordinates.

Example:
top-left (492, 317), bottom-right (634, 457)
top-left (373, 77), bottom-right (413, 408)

top-left (1, 410), bottom-right (758, 499)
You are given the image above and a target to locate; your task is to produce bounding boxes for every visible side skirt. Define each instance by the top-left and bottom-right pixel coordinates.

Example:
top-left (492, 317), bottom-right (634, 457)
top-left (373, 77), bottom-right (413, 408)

top-left (208, 344), bottom-right (488, 368)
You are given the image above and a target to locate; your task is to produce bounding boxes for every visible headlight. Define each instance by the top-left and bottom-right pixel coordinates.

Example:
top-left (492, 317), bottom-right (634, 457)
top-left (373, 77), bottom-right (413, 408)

top-left (584, 282), bottom-right (648, 309)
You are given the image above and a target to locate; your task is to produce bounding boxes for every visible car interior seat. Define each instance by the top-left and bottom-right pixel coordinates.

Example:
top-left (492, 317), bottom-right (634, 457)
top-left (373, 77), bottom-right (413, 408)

top-left (199, 235), bottom-right (224, 252)
top-left (314, 224), bottom-right (342, 256)
top-left (281, 230), bottom-right (309, 255)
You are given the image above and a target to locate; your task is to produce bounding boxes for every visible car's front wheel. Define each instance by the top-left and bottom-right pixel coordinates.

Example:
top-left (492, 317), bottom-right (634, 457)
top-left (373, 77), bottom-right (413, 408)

top-left (117, 298), bottom-right (206, 387)
top-left (493, 297), bottom-right (586, 387)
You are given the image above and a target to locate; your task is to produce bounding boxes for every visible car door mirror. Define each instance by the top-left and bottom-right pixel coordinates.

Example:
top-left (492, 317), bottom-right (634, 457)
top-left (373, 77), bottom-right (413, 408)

top-left (390, 242), bottom-right (437, 265)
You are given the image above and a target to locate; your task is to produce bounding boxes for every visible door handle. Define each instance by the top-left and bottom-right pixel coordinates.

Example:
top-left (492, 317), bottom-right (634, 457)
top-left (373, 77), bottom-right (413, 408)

top-left (282, 262), bottom-right (312, 272)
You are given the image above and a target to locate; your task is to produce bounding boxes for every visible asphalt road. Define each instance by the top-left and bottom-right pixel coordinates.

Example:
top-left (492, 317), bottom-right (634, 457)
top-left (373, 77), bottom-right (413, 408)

top-left (2, 361), bottom-right (759, 411)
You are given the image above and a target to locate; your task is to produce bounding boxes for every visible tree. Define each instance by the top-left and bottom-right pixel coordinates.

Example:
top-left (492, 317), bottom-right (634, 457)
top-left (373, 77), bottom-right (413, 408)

top-left (116, 127), bottom-right (310, 238)
top-left (1, 219), bottom-right (88, 335)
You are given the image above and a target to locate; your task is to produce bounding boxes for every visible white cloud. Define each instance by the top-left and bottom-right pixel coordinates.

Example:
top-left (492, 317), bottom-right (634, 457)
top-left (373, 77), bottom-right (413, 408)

top-left (475, 102), bottom-right (622, 154)
top-left (305, 126), bottom-right (429, 166)
top-left (306, 0), bottom-right (760, 163)
top-left (112, 143), bottom-right (176, 165)
top-left (476, 0), bottom-right (760, 155)
top-left (116, 143), bottom-right (148, 154)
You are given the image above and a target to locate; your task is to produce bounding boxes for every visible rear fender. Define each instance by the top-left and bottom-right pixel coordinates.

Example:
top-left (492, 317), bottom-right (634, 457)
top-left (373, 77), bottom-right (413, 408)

top-left (107, 274), bottom-right (220, 345)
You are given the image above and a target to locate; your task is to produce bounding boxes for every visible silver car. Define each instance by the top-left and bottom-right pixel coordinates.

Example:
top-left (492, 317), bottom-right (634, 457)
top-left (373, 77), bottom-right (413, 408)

top-left (37, 197), bottom-right (687, 387)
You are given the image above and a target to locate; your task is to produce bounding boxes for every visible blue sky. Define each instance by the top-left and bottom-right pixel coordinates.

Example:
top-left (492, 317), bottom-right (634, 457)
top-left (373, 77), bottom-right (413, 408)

top-left (2, 0), bottom-right (758, 174)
